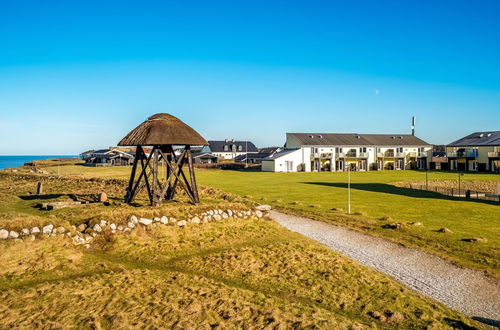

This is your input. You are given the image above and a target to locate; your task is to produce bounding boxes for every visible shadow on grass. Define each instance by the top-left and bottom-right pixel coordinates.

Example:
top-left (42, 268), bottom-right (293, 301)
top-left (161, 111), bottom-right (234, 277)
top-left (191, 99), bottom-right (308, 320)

top-left (301, 182), bottom-right (499, 206)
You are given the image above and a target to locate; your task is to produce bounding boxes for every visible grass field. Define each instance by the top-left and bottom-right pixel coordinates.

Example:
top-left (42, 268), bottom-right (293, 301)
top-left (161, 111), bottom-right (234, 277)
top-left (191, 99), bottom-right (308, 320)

top-left (0, 168), bottom-right (481, 328)
top-left (21, 162), bottom-right (500, 277)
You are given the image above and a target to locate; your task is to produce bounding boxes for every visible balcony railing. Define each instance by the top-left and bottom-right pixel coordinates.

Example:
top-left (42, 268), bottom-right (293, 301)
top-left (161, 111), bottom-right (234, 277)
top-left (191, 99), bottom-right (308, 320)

top-left (377, 151), bottom-right (405, 158)
top-left (320, 153), bottom-right (333, 158)
top-left (488, 151), bottom-right (500, 158)
top-left (447, 151), bottom-right (478, 158)
top-left (418, 152), bottom-right (428, 158)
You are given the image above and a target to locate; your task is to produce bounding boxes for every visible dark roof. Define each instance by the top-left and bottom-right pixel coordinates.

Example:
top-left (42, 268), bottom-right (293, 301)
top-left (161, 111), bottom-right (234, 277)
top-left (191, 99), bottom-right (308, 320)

top-left (80, 149), bottom-right (95, 154)
top-left (93, 149), bottom-right (111, 154)
top-left (287, 133), bottom-right (430, 146)
top-left (447, 131), bottom-right (500, 147)
top-left (192, 152), bottom-right (217, 159)
top-left (263, 148), bottom-right (300, 161)
top-left (235, 153), bottom-right (271, 162)
top-left (118, 113), bottom-right (208, 146)
top-left (208, 140), bottom-right (258, 153)
top-left (258, 147), bottom-right (282, 154)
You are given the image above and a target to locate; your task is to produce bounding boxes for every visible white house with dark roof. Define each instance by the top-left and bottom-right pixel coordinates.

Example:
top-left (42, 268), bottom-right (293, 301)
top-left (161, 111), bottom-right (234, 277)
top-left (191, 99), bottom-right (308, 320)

top-left (446, 131), bottom-right (500, 172)
top-left (262, 133), bottom-right (432, 172)
top-left (208, 139), bottom-right (258, 160)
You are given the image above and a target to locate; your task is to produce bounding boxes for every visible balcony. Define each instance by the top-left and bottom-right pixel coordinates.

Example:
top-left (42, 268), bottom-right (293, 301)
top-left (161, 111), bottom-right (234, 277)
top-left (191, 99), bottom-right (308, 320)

top-left (488, 151), bottom-right (500, 158)
top-left (447, 151), bottom-right (478, 158)
top-left (378, 151), bottom-right (404, 158)
top-left (320, 153), bottom-right (333, 158)
top-left (418, 152), bottom-right (428, 158)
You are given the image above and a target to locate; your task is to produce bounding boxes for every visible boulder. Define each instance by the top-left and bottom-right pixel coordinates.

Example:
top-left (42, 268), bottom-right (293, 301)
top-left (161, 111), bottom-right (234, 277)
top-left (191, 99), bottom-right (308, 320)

top-left (99, 220), bottom-right (107, 228)
top-left (9, 231), bottom-right (19, 239)
top-left (255, 210), bottom-right (263, 218)
top-left (208, 210), bottom-right (214, 215)
top-left (255, 204), bottom-right (272, 211)
top-left (222, 213), bottom-right (228, 219)
top-left (127, 222), bottom-right (135, 229)
top-left (117, 225), bottom-right (124, 231)
top-left (438, 227), bottom-right (452, 233)
top-left (160, 216), bottom-right (168, 225)
top-left (109, 223), bottom-right (117, 230)
top-left (191, 217), bottom-right (201, 224)
top-left (93, 224), bottom-right (102, 232)
top-left (130, 215), bottom-right (138, 224)
top-left (213, 214), bottom-right (222, 221)
top-left (65, 232), bottom-right (72, 237)
top-left (411, 222), bottom-right (423, 226)
top-left (77, 224), bottom-right (87, 232)
top-left (30, 227), bottom-right (41, 234)
top-left (56, 226), bottom-right (66, 234)
top-left (29, 235), bottom-right (36, 241)
top-left (139, 218), bottom-right (153, 226)
top-left (42, 224), bottom-right (54, 234)
top-left (0, 229), bottom-right (9, 239)
top-left (177, 220), bottom-right (187, 227)
top-left (98, 192), bottom-right (107, 202)
top-left (227, 210), bottom-right (233, 217)
top-left (73, 236), bottom-right (85, 245)
top-left (124, 228), bottom-right (131, 232)
top-left (154, 217), bottom-right (161, 222)
top-left (21, 228), bottom-right (30, 236)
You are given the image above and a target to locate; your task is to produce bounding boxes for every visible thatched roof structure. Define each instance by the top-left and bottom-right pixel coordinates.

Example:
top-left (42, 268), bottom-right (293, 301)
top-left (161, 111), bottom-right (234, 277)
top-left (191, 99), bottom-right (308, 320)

top-left (118, 113), bottom-right (208, 146)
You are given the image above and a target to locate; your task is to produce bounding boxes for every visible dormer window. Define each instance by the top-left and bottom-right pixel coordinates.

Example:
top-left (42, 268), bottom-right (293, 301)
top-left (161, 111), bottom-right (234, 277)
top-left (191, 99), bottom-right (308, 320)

top-left (309, 135), bottom-right (314, 138)
top-left (238, 145), bottom-right (243, 151)
top-left (224, 145), bottom-right (229, 151)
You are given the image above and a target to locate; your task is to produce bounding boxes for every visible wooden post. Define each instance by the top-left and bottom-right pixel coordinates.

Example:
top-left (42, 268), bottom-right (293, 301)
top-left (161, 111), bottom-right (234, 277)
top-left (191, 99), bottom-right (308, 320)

top-left (36, 182), bottom-right (43, 195)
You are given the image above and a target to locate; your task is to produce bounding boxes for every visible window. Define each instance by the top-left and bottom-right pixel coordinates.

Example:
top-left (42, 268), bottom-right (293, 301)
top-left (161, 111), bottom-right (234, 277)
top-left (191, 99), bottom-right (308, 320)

top-left (335, 147), bottom-right (341, 153)
top-left (397, 147), bottom-right (403, 153)
top-left (360, 147), bottom-right (367, 153)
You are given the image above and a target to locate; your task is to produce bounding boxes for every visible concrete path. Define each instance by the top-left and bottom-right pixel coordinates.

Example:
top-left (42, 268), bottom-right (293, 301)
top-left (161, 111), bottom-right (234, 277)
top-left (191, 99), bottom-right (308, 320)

top-left (270, 210), bottom-right (500, 325)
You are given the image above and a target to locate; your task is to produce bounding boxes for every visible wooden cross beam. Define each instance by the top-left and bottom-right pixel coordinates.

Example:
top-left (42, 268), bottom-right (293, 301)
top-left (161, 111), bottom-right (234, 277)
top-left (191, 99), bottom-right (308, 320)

top-left (124, 144), bottom-right (200, 206)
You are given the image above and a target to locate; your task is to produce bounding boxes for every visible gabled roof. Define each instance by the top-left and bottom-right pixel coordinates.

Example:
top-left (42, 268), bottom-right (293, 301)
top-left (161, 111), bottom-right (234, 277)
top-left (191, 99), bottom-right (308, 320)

top-left (192, 152), bottom-right (217, 159)
top-left (208, 140), bottom-right (258, 153)
top-left (258, 147), bottom-right (282, 154)
top-left (263, 148), bottom-right (300, 161)
top-left (235, 153), bottom-right (272, 162)
top-left (288, 133), bottom-right (430, 146)
top-left (447, 131), bottom-right (500, 147)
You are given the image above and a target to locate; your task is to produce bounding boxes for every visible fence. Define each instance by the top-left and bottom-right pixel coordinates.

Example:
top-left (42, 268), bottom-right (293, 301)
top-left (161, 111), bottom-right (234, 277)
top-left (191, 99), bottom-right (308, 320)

top-left (407, 183), bottom-right (500, 203)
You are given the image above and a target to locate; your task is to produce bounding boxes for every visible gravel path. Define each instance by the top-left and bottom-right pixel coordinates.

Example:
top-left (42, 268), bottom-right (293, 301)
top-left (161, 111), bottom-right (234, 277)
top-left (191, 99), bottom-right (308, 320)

top-left (270, 210), bottom-right (500, 324)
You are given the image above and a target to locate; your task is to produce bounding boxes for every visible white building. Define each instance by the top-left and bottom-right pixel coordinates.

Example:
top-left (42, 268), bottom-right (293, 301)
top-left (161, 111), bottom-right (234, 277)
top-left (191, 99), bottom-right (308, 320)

top-left (208, 139), bottom-right (258, 160)
top-left (262, 133), bottom-right (432, 172)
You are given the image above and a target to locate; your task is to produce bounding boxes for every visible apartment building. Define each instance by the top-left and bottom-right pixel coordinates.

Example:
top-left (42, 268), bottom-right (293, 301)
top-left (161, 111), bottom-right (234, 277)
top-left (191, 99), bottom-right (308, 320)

top-left (262, 133), bottom-right (431, 172)
top-left (446, 131), bottom-right (500, 172)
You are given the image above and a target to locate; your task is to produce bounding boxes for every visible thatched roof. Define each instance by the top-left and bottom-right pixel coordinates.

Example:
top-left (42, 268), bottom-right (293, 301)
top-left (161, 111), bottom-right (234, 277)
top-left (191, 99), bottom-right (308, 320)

top-left (118, 113), bottom-right (208, 146)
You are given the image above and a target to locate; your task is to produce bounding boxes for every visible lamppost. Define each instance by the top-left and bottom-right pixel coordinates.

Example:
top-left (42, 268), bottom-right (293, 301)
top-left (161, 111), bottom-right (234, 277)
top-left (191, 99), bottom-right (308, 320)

top-left (347, 164), bottom-right (351, 214)
top-left (425, 170), bottom-right (428, 190)
top-left (458, 172), bottom-right (464, 196)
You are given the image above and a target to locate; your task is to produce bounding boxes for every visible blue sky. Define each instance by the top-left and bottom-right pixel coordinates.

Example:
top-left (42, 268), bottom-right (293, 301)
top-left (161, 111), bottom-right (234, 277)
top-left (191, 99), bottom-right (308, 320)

top-left (0, 0), bottom-right (499, 154)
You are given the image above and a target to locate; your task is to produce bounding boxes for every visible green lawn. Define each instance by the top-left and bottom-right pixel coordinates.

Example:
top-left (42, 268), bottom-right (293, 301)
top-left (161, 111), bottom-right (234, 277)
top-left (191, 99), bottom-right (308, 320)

top-left (12, 163), bottom-right (500, 277)
top-left (196, 170), bottom-right (500, 278)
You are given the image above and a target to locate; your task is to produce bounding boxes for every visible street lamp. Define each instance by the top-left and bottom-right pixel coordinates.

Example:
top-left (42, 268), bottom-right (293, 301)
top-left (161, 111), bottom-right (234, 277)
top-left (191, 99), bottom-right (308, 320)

top-left (347, 164), bottom-right (351, 214)
top-left (458, 172), bottom-right (464, 196)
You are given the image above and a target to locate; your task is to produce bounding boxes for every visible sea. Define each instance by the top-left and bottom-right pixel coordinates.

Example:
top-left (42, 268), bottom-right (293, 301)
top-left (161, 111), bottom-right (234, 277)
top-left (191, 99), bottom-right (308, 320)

top-left (0, 156), bottom-right (78, 170)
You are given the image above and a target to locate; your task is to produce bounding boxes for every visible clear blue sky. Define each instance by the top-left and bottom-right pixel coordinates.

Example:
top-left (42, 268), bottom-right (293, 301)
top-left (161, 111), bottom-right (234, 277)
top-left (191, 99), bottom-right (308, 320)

top-left (1, 0), bottom-right (499, 154)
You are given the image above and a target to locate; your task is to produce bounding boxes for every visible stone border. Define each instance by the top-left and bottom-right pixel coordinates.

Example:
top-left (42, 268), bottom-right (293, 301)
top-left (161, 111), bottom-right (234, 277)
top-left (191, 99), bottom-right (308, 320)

top-left (0, 205), bottom-right (272, 247)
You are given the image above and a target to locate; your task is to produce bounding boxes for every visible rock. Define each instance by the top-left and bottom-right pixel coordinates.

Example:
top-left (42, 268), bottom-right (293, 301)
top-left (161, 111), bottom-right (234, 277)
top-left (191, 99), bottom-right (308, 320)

top-left (42, 224), bottom-right (54, 234)
top-left (160, 216), bottom-right (168, 224)
top-left (369, 311), bottom-right (386, 322)
top-left (464, 237), bottom-right (488, 243)
top-left (109, 223), bottom-right (117, 230)
top-left (71, 225), bottom-right (76, 231)
top-left (227, 210), bottom-right (233, 217)
top-left (154, 217), bottom-right (161, 222)
top-left (438, 227), bottom-right (452, 233)
top-left (77, 224), bottom-right (87, 232)
top-left (191, 216), bottom-right (201, 224)
top-left (30, 227), bottom-right (41, 234)
top-left (382, 223), bottom-right (401, 230)
top-left (139, 218), bottom-right (153, 226)
top-left (127, 222), bottom-right (135, 229)
top-left (0, 229), bottom-right (9, 239)
top-left (411, 222), bottom-right (422, 226)
top-left (177, 220), bottom-right (187, 227)
top-left (65, 232), bottom-right (72, 237)
top-left (29, 235), bottom-right (36, 241)
top-left (255, 204), bottom-right (272, 211)
top-left (214, 214), bottom-right (222, 221)
top-left (93, 224), bottom-right (102, 232)
top-left (202, 216), bottom-right (210, 223)
top-left (99, 220), bottom-right (107, 228)
top-left (73, 236), bottom-right (85, 245)
top-left (380, 216), bottom-right (392, 221)
top-left (56, 226), bottom-right (66, 234)
top-left (21, 228), bottom-right (30, 236)
top-left (91, 232), bottom-right (97, 238)
top-left (130, 215), bottom-right (138, 224)
top-left (386, 311), bottom-right (404, 324)
top-left (208, 210), bottom-right (214, 215)
top-left (98, 192), bottom-right (107, 202)
top-left (255, 210), bottom-right (263, 218)
top-left (117, 225), bottom-right (123, 231)
top-left (169, 218), bottom-right (177, 225)
top-left (222, 213), bottom-right (228, 219)
top-left (9, 231), bottom-right (19, 239)
top-left (124, 228), bottom-right (131, 232)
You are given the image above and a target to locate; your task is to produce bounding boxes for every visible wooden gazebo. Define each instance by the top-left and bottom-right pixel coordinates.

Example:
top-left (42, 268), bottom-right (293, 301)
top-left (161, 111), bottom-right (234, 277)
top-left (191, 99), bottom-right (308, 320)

top-left (118, 113), bottom-right (208, 206)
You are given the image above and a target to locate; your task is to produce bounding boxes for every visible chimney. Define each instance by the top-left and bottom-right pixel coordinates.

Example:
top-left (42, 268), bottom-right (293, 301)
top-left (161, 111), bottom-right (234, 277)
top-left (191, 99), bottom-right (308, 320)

top-left (411, 116), bottom-right (416, 136)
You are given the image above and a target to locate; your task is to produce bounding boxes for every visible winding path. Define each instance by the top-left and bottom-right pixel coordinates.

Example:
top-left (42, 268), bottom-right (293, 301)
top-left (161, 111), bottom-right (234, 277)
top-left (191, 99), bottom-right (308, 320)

top-left (270, 210), bottom-right (500, 324)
